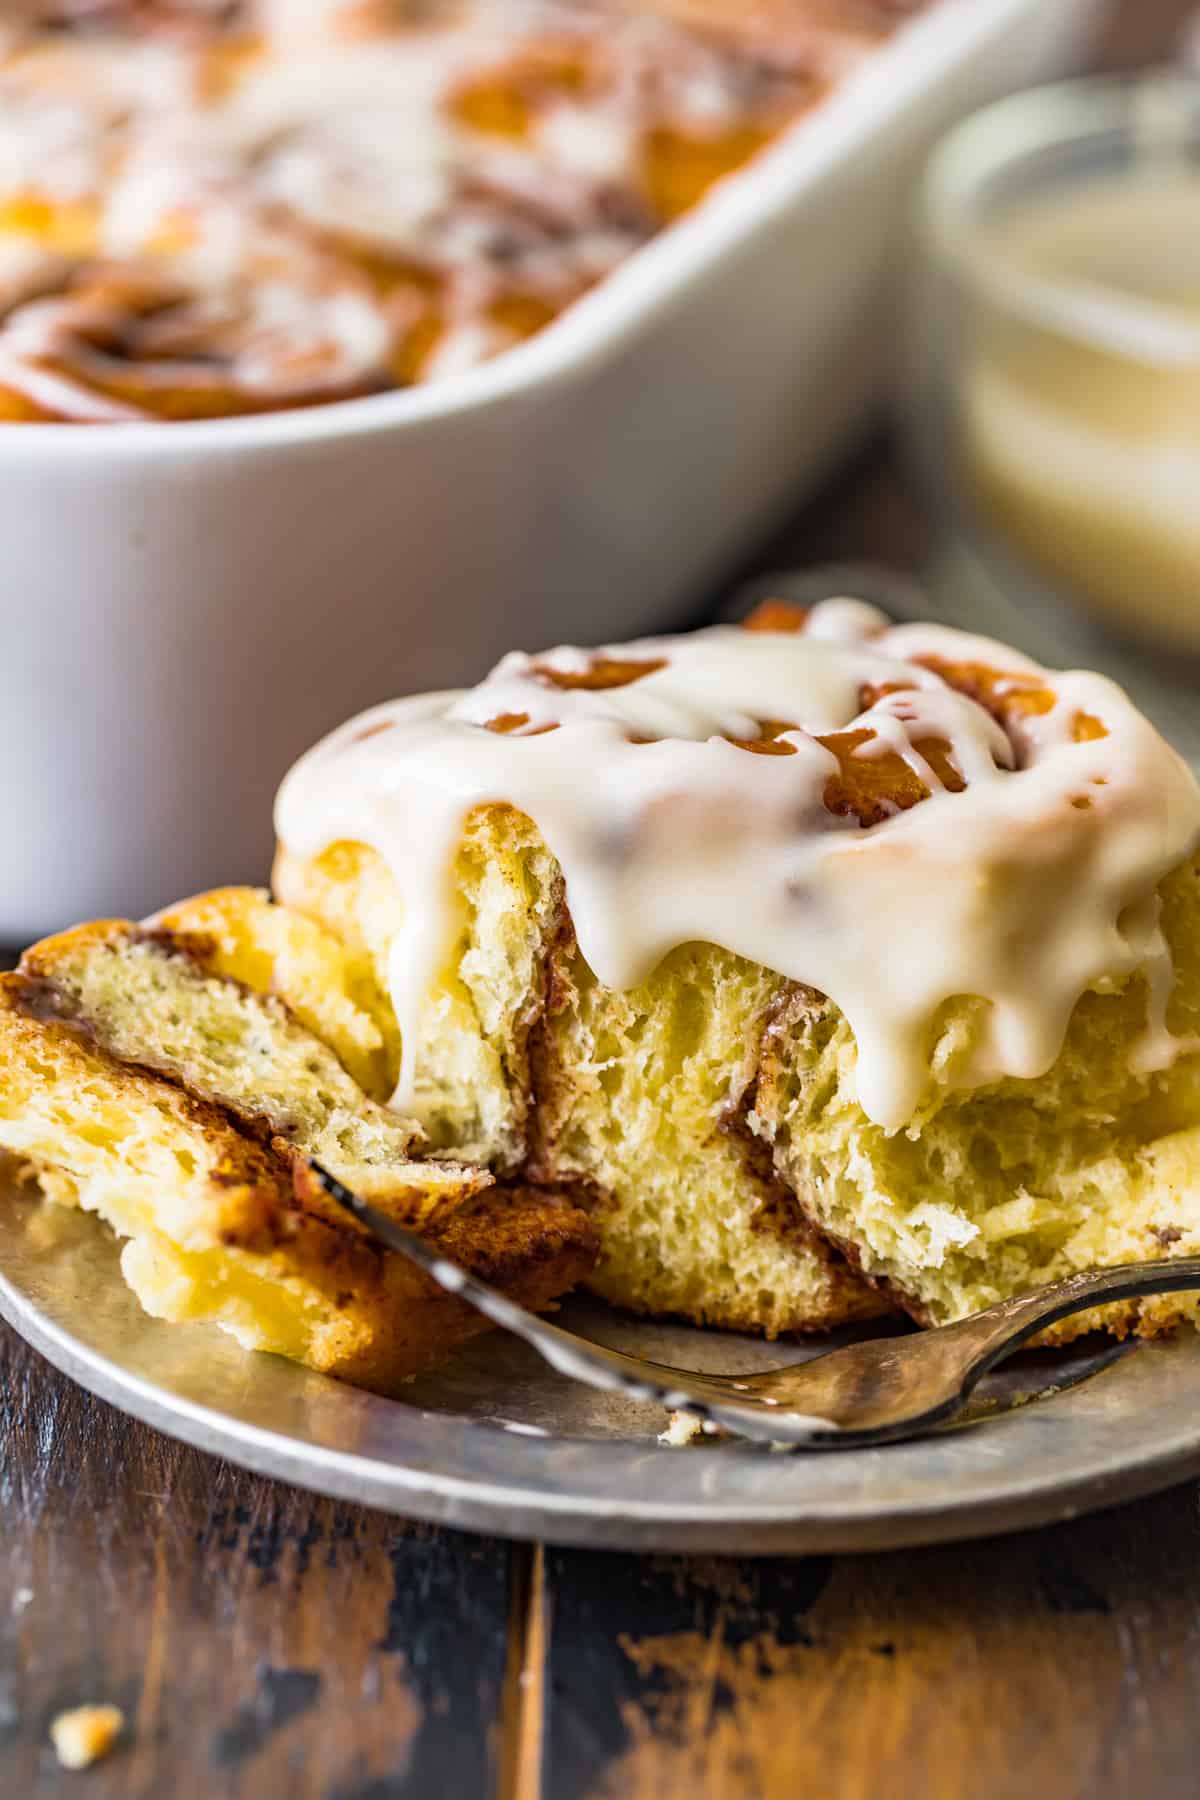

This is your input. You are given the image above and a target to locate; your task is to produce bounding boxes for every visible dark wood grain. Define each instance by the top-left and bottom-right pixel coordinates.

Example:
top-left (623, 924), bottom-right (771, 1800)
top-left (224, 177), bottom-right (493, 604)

top-left (0, 1324), bottom-right (511, 1798)
top-left (1093, 0), bottom-right (1195, 67)
top-left (537, 1490), bottom-right (1200, 1800)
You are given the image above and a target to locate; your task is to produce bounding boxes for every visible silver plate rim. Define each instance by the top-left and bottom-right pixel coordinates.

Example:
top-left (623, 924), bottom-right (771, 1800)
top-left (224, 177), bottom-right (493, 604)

top-left (4, 1198), bottom-right (1200, 1553)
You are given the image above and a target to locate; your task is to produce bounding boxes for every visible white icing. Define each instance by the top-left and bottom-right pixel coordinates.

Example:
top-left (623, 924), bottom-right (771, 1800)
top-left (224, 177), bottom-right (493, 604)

top-left (534, 103), bottom-right (637, 186)
top-left (0, 90), bottom-right (110, 203)
top-left (275, 601), bottom-right (1200, 1134)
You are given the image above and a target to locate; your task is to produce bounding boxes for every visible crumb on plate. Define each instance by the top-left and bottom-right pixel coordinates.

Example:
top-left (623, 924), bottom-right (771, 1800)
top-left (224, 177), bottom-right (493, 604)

top-left (658, 1410), bottom-right (704, 1447)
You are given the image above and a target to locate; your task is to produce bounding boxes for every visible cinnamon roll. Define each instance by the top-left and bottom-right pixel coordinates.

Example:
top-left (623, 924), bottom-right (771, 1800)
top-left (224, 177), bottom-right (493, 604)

top-left (0, 0), bottom-right (922, 420)
top-left (8, 598), bottom-right (1198, 1382)
top-left (270, 598), bottom-right (1200, 1342)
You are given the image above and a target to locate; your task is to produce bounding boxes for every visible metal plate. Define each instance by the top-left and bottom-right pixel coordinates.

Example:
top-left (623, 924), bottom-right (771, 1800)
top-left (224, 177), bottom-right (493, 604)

top-left (4, 1193), bottom-right (1200, 1553)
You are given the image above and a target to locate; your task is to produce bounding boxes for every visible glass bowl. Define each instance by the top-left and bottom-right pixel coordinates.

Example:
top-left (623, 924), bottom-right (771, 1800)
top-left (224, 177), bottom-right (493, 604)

top-left (906, 73), bottom-right (1200, 654)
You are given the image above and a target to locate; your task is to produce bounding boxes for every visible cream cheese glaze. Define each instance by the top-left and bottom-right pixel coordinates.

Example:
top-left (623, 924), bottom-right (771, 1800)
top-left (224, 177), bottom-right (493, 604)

top-left (274, 599), bottom-right (1200, 1133)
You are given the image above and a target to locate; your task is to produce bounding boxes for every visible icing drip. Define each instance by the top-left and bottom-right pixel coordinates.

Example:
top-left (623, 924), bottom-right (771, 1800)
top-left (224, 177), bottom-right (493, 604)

top-left (274, 601), bottom-right (1200, 1133)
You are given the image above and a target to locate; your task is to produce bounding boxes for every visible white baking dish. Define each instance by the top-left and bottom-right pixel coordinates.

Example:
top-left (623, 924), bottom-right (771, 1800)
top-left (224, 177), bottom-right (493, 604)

top-left (0, 0), bottom-right (1100, 939)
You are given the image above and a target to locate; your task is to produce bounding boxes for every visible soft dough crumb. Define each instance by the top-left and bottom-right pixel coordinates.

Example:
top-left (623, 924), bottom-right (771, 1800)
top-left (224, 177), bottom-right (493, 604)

top-left (50, 1704), bottom-right (125, 1770)
top-left (658, 1410), bottom-right (704, 1447)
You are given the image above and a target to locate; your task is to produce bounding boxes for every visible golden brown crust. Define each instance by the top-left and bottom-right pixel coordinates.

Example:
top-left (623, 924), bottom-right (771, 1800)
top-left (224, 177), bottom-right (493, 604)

top-left (0, 956), bottom-right (597, 1390)
top-left (285, 1160), bottom-right (599, 1389)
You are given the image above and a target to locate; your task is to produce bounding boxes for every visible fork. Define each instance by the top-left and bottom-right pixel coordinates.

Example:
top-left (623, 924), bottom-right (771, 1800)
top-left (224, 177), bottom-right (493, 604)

top-left (310, 1162), bottom-right (1200, 1448)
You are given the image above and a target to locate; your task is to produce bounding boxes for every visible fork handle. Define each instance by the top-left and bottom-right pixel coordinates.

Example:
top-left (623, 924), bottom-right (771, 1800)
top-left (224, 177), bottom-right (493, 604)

top-left (952, 1255), bottom-right (1200, 1376)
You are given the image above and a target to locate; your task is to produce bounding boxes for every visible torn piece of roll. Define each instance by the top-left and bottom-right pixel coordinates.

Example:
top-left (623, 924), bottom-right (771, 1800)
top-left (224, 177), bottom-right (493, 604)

top-left (273, 597), bottom-right (1200, 1342)
top-left (0, 904), bottom-right (595, 1389)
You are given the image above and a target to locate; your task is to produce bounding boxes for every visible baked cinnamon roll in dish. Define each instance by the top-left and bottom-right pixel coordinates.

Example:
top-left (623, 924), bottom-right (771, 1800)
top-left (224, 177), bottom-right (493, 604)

top-left (3, 598), bottom-right (1200, 1389)
top-left (0, 0), bottom-right (927, 420)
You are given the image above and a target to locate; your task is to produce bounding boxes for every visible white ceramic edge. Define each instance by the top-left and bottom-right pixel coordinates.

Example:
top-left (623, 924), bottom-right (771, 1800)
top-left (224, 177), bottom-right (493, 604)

top-left (0, 0), bottom-right (1089, 464)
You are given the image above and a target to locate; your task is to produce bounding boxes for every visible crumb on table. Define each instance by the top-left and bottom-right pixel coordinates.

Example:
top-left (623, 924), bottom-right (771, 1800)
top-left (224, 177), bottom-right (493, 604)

top-left (49, 1704), bottom-right (125, 1770)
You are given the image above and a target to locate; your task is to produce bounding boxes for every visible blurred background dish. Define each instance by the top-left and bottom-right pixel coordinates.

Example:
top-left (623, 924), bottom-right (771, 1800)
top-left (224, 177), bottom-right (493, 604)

top-left (6, 0), bottom-right (993, 435)
top-left (0, 0), bottom-right (1098, 938)
top-left (910, 73), bottom-right (1200, 656)
top-left (0, 0), bottom-right (901, 420)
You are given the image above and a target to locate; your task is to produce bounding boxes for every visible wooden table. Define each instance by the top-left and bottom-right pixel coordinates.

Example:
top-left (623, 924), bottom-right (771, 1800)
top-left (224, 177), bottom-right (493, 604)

top-left (4, 6), bottom-right (1197, 1794)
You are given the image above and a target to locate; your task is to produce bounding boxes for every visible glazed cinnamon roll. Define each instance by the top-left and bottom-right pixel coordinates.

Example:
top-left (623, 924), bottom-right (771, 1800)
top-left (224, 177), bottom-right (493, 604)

top-left (0, 0), bottom-right (921, 420)
top-left (268, 599), bottom-right (1200, 1342)
top-left (4, 599), bottom-right (1200, 1383)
